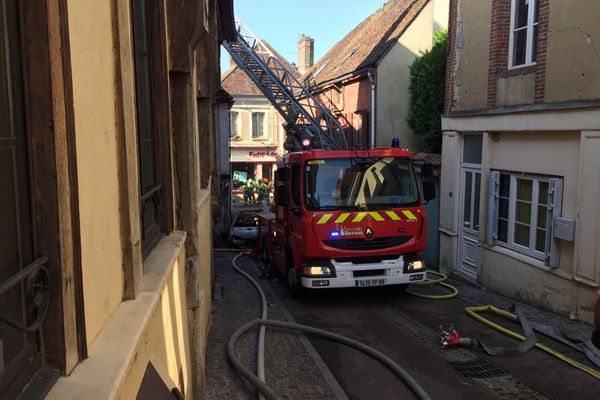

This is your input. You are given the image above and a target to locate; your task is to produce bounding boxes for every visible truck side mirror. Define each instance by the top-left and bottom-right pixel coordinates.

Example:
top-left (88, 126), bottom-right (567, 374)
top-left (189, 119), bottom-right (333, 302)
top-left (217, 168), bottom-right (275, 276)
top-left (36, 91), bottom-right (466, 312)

top-left (421, 163), bottom-right (433, 178)
top-left (423, 180), bottom-right (436, 203)
top-left (276, 185), bottom-right (288, 207)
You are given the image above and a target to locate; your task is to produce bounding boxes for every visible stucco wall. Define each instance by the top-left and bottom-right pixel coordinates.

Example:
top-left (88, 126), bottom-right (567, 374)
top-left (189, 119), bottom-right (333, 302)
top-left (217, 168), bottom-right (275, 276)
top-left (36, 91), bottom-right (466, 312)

top-left (117, 248), bottom-right (191, 400)
top-left (544, 0), bottom-right (600, 102)
top-left (230, 96), bottom-right (276, 144)
top-left (438, 131), bottom-right (460, 274)
top-left (487, 131), bottom-right (579, 274)
top-left (377, 1), bottom-right (435, 151)
top-left (46, 234), bottom-right (192, 400)
top-left (449, 0), bottom-right (492, 111)
top-left (495, 73), bottom-right (535, 106)
top-left (67, 0), bottom-right (124, 345)
top-left (440, 128), bottom-right (600, 323)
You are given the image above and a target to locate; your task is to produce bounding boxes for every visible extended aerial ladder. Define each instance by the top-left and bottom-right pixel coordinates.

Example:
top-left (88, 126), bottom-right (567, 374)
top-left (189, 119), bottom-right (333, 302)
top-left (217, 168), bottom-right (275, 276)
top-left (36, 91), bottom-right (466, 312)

top-left (223, 19), bottom-right (348, 151)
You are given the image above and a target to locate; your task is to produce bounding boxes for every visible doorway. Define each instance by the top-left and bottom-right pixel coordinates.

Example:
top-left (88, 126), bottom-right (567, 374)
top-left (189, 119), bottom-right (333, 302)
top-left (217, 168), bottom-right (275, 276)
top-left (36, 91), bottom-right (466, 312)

top-left (458, 135), bottom-right (483, 281)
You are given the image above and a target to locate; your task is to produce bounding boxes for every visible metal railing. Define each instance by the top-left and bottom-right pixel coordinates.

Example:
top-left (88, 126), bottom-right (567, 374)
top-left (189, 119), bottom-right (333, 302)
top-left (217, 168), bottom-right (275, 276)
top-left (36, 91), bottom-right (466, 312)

top-left (0, 253), bottom-right (50, 332)
top-left (223, 19), bottom-right (348, 151)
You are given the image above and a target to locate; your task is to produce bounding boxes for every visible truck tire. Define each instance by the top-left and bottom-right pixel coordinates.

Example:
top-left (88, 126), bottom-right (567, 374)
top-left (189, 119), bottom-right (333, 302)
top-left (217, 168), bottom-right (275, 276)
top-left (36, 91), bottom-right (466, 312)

top-left (287, 267), bottom-right (304, 298)
top-left (285, 251), bottom-right (303, 298)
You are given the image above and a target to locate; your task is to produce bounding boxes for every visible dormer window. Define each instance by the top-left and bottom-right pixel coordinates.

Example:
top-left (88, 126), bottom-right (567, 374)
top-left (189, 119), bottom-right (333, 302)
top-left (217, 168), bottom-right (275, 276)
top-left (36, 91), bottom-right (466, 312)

top-left (509, 0), bottom-right (538, 68)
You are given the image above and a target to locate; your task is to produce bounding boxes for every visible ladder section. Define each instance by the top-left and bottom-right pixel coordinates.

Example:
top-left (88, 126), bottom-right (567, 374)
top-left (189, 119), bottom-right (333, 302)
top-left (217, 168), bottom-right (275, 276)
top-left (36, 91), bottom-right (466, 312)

top-left (223, 19), bottom-right (348, 151)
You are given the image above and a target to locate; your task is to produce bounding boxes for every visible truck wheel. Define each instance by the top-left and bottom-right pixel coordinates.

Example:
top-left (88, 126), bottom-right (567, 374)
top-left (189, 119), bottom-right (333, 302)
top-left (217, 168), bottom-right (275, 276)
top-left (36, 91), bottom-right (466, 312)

top-left (287, 268), bottom-right (304, 298)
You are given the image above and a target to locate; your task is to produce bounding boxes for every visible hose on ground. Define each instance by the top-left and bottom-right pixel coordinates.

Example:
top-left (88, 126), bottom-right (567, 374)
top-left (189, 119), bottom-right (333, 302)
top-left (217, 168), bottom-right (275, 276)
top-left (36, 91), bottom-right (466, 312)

top-left (227, 253), bottom-right (432, 400)
top-left (227, 319), bottom-right (433, 400)
top-left (407, 270), bottom-right (459, 300)
top-left (231, 253), bottom-right (267, 400)
top-left (466, 305), bottom-right (600, 381)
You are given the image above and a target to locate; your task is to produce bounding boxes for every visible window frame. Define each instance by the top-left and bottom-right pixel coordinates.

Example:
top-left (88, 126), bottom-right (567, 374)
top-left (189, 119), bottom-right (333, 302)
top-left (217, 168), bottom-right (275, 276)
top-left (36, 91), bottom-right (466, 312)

top-left (229, 110), bottom-right (239, 138)
top-left (499, 174), bottom-right (548, 260)
top-left (488, 170), bottom-right (563, 267)
top-left (508, 0), bottom-right (539, 69)
top-left (131, 0), bottom-right (173, 258)
top-left (251, 111), bottom-right (266, 139)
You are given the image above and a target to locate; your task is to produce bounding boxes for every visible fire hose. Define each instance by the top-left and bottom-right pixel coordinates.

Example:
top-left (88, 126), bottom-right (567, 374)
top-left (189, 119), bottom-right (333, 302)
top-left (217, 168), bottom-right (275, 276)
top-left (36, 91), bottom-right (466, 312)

top-left (441, 304), bottom-right (600, 381)
top-left (227, 253), bottom-right (432, 400)
top-left (406, 270), bottom-right (459, 300)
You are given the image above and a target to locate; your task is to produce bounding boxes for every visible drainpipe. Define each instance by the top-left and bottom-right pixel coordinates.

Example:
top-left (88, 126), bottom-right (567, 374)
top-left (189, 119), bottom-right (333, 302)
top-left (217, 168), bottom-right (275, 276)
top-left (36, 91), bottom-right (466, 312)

top-left (367, 70), bottom-right (376, 148)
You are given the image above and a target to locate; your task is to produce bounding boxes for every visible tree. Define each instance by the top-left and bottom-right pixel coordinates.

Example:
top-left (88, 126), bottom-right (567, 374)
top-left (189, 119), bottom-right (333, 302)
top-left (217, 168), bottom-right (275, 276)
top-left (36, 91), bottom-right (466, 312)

top-left (407, 30), bottom-right (448, 153)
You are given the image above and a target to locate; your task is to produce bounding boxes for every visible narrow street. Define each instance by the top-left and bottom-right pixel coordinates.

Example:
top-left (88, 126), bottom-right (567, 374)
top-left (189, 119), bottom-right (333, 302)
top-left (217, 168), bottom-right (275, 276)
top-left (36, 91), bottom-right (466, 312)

top-left (207, 252), bottom-right (600, 400)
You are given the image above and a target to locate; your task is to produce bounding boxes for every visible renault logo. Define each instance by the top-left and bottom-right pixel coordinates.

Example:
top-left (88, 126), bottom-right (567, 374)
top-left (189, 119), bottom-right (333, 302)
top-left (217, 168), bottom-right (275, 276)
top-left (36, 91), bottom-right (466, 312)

top-left (365, 227), bottom-right (373, 239)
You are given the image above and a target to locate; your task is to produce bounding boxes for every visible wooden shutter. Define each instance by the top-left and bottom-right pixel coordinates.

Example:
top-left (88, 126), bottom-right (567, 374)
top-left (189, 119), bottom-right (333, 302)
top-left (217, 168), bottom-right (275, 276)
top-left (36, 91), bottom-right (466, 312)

top-left (545, 178), bottom-right (563, 267)
top-left (486, 171), bottom-right (500, 245)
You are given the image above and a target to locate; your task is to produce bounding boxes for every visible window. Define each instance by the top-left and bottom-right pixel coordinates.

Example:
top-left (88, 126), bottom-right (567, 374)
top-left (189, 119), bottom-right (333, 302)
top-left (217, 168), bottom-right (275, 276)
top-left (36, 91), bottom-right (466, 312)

top-left (132, 0), bottom-right (168, 256)
top-left (304, 157), bottom-right (418, 210)
top-left (1, 2), bottom-right (43, 393)
top-left (230, 111), bottom-right (239, 138)
top-left (487, 171), bottom-right (562, 267)
top-left (251, 112), bottom-right (265, 138)
top-left (509, 0), bottom-right (539, 68)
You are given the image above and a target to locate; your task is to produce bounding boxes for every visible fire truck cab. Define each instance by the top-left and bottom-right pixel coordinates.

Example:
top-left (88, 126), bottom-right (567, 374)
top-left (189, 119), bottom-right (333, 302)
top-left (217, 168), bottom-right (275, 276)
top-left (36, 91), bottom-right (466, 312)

top-left (268, 147), bottom-right (435, 295)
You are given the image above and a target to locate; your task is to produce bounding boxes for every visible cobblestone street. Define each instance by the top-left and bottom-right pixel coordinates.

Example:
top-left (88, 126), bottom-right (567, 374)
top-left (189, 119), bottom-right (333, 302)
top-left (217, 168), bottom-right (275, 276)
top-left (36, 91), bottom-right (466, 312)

top-left (204, 252), bottom-right (340, 399)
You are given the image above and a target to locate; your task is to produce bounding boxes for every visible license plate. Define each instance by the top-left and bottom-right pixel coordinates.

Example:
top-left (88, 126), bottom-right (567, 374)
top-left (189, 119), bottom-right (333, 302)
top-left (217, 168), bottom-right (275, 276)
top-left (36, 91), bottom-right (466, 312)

top-left (356, 279), bottom-right (385, 287)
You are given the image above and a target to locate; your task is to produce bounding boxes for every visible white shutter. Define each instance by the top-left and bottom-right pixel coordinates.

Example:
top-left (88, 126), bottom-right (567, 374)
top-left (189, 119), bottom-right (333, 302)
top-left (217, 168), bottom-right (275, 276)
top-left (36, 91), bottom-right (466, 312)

top-left (486, 171), bottom-right (500, 245)
top-left (545, 178), bottom-right (563, 267)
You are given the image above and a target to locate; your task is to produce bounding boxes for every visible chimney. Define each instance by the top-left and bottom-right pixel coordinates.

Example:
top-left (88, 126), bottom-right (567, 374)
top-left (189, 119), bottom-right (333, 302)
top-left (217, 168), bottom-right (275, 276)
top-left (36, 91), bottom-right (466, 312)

top-left (298, 34), bottom-right (314, 74)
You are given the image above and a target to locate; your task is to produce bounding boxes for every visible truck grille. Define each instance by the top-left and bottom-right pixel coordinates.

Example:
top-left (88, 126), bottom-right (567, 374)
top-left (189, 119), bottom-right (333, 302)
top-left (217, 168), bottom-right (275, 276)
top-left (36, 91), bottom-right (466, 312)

top-left (324, 236), bottom-right (412, 250)
top-left (353, 269), bottom-right (385, 277)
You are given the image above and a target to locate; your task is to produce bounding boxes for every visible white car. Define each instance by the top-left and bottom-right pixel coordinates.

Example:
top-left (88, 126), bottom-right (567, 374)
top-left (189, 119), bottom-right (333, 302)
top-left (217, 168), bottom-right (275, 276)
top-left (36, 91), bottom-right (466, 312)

top-left (229, 213), bottom-right (259, 245)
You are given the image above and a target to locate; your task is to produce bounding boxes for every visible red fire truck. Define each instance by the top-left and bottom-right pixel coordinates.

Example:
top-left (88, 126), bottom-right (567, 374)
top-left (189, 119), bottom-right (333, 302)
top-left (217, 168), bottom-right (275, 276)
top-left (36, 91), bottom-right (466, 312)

top-left (224, 21), bottom-right (435, 295)
top-left (268, 148), bottom-right (434, 295)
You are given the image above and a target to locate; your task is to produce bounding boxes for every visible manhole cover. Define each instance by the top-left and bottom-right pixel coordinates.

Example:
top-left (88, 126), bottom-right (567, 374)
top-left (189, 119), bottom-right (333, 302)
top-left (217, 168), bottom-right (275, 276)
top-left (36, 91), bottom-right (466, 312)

top-left (448, 358), bottom-right (505, 379)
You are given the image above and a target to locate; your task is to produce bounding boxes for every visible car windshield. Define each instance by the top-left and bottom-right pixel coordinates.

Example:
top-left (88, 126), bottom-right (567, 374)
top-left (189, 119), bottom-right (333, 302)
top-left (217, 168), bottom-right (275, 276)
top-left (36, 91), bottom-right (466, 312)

top-left (304, 157), bottom-right (419, 211)
top-left (234, 214), bottom-right (258, 227)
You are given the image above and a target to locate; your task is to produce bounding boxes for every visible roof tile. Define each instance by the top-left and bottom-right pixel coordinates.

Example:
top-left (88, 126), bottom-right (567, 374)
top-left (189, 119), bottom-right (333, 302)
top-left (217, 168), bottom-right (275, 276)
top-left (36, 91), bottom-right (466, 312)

top-left (303, 0), bottom-right (429, 87)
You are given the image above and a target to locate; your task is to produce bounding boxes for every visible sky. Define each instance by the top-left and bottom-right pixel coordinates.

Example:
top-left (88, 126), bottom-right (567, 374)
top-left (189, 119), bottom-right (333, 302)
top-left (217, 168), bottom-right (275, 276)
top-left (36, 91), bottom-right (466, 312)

top-left (221, 0), bottom-right (388, 73)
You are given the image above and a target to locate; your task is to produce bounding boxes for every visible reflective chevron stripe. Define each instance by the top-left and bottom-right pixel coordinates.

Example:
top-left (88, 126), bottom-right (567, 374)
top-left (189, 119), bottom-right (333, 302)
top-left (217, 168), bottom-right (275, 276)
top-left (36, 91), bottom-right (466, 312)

top-left (352, 212), bottom-right (368, 222)
top-left (316, 214), bottom-right (333, 224)
top-left (368, 212), bottom-right (384, 221)
top-left (385, 211), bottom-right (401, 221)
top-left (402, 210), bottom-right (417, 220)
top-left (335, 212), bottom-right (351, 223)
top-left (315, 210), bottom-right (418, 224)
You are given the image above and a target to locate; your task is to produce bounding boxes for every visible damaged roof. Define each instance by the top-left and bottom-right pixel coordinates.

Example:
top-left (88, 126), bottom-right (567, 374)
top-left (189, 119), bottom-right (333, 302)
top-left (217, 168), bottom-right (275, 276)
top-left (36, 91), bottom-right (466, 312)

top-left (302, 0), bottom-right (429, 88)
top-left (221, 41), bottom-right (299, 96)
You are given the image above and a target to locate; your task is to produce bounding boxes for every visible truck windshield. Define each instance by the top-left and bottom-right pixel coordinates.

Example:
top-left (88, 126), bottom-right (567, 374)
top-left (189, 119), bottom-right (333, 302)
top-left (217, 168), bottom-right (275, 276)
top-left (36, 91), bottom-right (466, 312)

top-left (304, 157), bottom-right (419, 211)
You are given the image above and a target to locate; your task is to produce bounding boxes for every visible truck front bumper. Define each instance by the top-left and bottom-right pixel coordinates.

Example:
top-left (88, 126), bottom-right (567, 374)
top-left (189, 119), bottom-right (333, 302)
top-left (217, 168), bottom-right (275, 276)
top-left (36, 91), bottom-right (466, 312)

top-left (300, 255), bottom-right (426, 289)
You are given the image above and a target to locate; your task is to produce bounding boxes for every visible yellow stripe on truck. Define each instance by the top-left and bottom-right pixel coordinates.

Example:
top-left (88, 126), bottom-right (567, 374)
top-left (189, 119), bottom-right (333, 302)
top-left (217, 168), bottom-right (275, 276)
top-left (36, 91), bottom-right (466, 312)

top-left (368, 212), bottom-right (384, 221)
top-left (352, 212), bottom-right (367, 222)
top-left (335, 213), bottom-right (351, 223)
top-left (402, 210), bottom-right (417, 220)
top-left (316, 214), bottom-right (333, 224)
top-left (385, 211), bottom-right (401, 221)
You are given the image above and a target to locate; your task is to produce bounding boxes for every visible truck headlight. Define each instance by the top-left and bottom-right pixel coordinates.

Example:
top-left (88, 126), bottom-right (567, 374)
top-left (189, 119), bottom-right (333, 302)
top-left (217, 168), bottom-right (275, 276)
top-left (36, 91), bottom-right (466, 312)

top-left (404, 260), bottom-right (425, 273)
top-left (303, 266), bottom-right (332, 276)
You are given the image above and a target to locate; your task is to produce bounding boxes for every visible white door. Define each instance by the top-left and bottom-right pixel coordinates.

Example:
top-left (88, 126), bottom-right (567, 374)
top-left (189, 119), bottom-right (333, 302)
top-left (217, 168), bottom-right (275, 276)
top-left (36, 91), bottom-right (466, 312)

top-left (458, 168), bottom-right (481, 281)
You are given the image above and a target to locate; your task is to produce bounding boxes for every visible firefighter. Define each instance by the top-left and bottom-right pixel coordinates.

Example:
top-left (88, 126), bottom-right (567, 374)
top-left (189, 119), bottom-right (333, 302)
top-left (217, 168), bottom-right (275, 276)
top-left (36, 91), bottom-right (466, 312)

top-left (242, 179), bottom-right (255, 205)
top-left (257, 177), bottom-right (269, 205)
